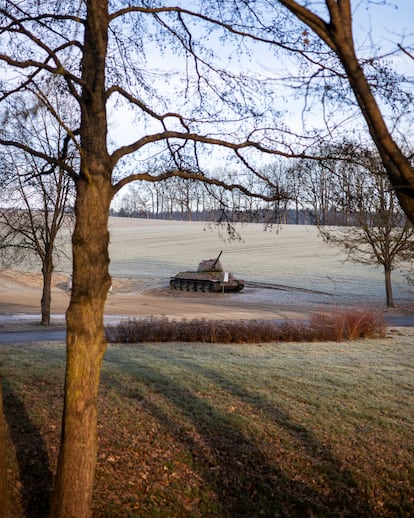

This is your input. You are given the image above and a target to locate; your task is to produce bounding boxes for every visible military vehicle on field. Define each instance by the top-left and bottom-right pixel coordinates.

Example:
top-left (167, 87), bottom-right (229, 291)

top-left (170, 251), bottom-right (244, 293)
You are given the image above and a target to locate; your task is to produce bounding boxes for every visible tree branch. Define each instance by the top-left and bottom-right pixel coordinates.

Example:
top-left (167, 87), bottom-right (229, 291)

top-left (113, 168), bottom-right (278, 202)
top-left (0, 137), bottom-right (77, 179)
top-left (110, 130), bottom-right (308, 168)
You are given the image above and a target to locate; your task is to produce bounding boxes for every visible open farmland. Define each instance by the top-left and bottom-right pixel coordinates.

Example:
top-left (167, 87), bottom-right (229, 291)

top-left (1, 217), bottom-right (414, 325)
top-left (106, 218), bottom-right (414, 307)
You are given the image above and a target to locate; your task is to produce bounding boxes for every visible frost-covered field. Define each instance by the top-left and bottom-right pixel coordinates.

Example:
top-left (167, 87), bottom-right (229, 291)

top-left (106, 217), bottom-right (414, 307)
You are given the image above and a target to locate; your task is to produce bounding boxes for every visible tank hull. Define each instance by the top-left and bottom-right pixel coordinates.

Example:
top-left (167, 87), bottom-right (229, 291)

top-left (170, 272), bottom-right (244, 293)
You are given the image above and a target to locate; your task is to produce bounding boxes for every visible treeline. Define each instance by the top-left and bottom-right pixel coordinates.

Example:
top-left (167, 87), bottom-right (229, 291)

top-left (111, 144), bottom-right (407, 227)
top-left (110, 206), bottom-right (314, 224)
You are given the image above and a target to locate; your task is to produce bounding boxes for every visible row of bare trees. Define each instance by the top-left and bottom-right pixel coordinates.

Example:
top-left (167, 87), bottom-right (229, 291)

top-left (113, 142), bottom-right (409, 227)
top-left (1, 1), bottom-right (414, 516)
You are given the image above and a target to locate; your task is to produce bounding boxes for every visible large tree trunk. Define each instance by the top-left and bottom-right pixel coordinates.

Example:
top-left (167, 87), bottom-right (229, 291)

top-left (0, 375), bottom-right (9, 518)
top-left (40, 252), bottom-right (54, 326)
top-left (51, 2), bottom-right (112, 516)
top-left (50, 178), bottom-right (112, 517)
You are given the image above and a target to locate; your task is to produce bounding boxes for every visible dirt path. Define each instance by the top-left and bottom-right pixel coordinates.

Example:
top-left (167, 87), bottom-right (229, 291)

top-left (0, 270), bottom-right (330, 328)
top-left (1, 270), bottom-right (412, 331)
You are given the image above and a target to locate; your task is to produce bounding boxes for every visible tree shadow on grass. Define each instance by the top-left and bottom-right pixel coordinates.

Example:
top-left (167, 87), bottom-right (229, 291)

top-left (104, 359), bottom-right (374, 517)
top-left (3, 379), bottom-right (52, 518)
top-left (178, 359), bottom-right (376, 516)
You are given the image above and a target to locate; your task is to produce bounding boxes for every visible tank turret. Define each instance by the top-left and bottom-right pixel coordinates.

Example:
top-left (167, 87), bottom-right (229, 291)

top-left (170, 251), bottom-right (244, 293)
top-left (197, 250), bottom-right (223, 273)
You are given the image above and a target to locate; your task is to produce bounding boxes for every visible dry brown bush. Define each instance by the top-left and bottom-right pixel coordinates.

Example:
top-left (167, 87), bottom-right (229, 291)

top-left (105, 308), bottom-right (386, 344)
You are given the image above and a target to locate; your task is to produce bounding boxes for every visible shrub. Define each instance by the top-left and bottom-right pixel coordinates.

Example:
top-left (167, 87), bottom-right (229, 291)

top-left (309, 307), bottom-right (386, 341)
top-left (105, 308), bottom-right (386, 344)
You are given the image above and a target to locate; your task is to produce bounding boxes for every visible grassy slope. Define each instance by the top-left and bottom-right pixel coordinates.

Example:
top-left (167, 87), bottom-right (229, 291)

top-left (2, 329), bottom-right (414, 516)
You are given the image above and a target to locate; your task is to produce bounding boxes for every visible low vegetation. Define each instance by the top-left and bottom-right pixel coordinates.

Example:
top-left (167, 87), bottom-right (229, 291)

top-left (1, 328), bottom-right (413, 516)
top-left (106, 308), bottom-right (386, 344)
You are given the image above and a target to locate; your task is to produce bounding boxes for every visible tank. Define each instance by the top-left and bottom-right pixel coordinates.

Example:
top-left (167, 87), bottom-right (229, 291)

top-left (170, 251), bottom-right (244, 293)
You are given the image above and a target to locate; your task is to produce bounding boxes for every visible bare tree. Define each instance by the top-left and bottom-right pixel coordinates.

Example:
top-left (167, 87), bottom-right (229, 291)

top-left (168, 176), bottom-right (198, 220)
top-left (265, 162), bottom-right (291, 224)
top-left (294, 157), bottom-right (338, 225)
top-left (274, 0), bottom-right (414, 223)
top-left (0, 98), bottom-right (74, 325)
top-left (319, 150), bottom-right (414, 307)
top-left (293, 142), bottom-right (362, 225)
top-left (0, 166), bottom-right (73, 324)
top-left (0, 3), bottom-right (289, 515)
top-left (117, 184), bottom-right (151, 218)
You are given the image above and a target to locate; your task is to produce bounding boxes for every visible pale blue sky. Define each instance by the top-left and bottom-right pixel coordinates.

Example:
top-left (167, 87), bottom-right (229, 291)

top-left (109, 1), bottom-right (414, 160)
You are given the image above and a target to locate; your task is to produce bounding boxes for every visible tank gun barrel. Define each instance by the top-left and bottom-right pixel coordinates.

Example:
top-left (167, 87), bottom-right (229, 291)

top-left (212, 250), bottom-right (223, 268)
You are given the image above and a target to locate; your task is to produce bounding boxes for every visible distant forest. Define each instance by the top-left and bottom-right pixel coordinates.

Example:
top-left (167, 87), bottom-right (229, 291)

top-left (110, 149), bottom-right (408, 228)
top-left (110, 206), bottom-right (330, 225)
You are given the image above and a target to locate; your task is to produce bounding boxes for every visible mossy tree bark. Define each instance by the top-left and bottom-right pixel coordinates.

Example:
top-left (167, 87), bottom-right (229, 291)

top-left (50, 178), bottom-right (112, 517)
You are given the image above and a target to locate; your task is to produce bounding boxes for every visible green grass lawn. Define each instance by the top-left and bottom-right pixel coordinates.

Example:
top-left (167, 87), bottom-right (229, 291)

top-left (1, 328), bottom-right (414, 516)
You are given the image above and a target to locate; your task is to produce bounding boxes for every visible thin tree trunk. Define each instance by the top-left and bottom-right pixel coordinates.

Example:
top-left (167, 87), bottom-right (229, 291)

top-left (384, 266), bottom-right (394, 308)
top-left (41, 253), bottom-right (54, 326)
top-left (0, 375), bottom-right (9, 518)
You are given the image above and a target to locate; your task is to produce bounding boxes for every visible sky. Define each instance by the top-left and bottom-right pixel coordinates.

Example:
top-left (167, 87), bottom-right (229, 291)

top-left (109, 0), bottom-right (414, 155)
top-left (355, 1), bottom-right (414, 70)
top-left (2, 1), bottom-right (414, 208)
